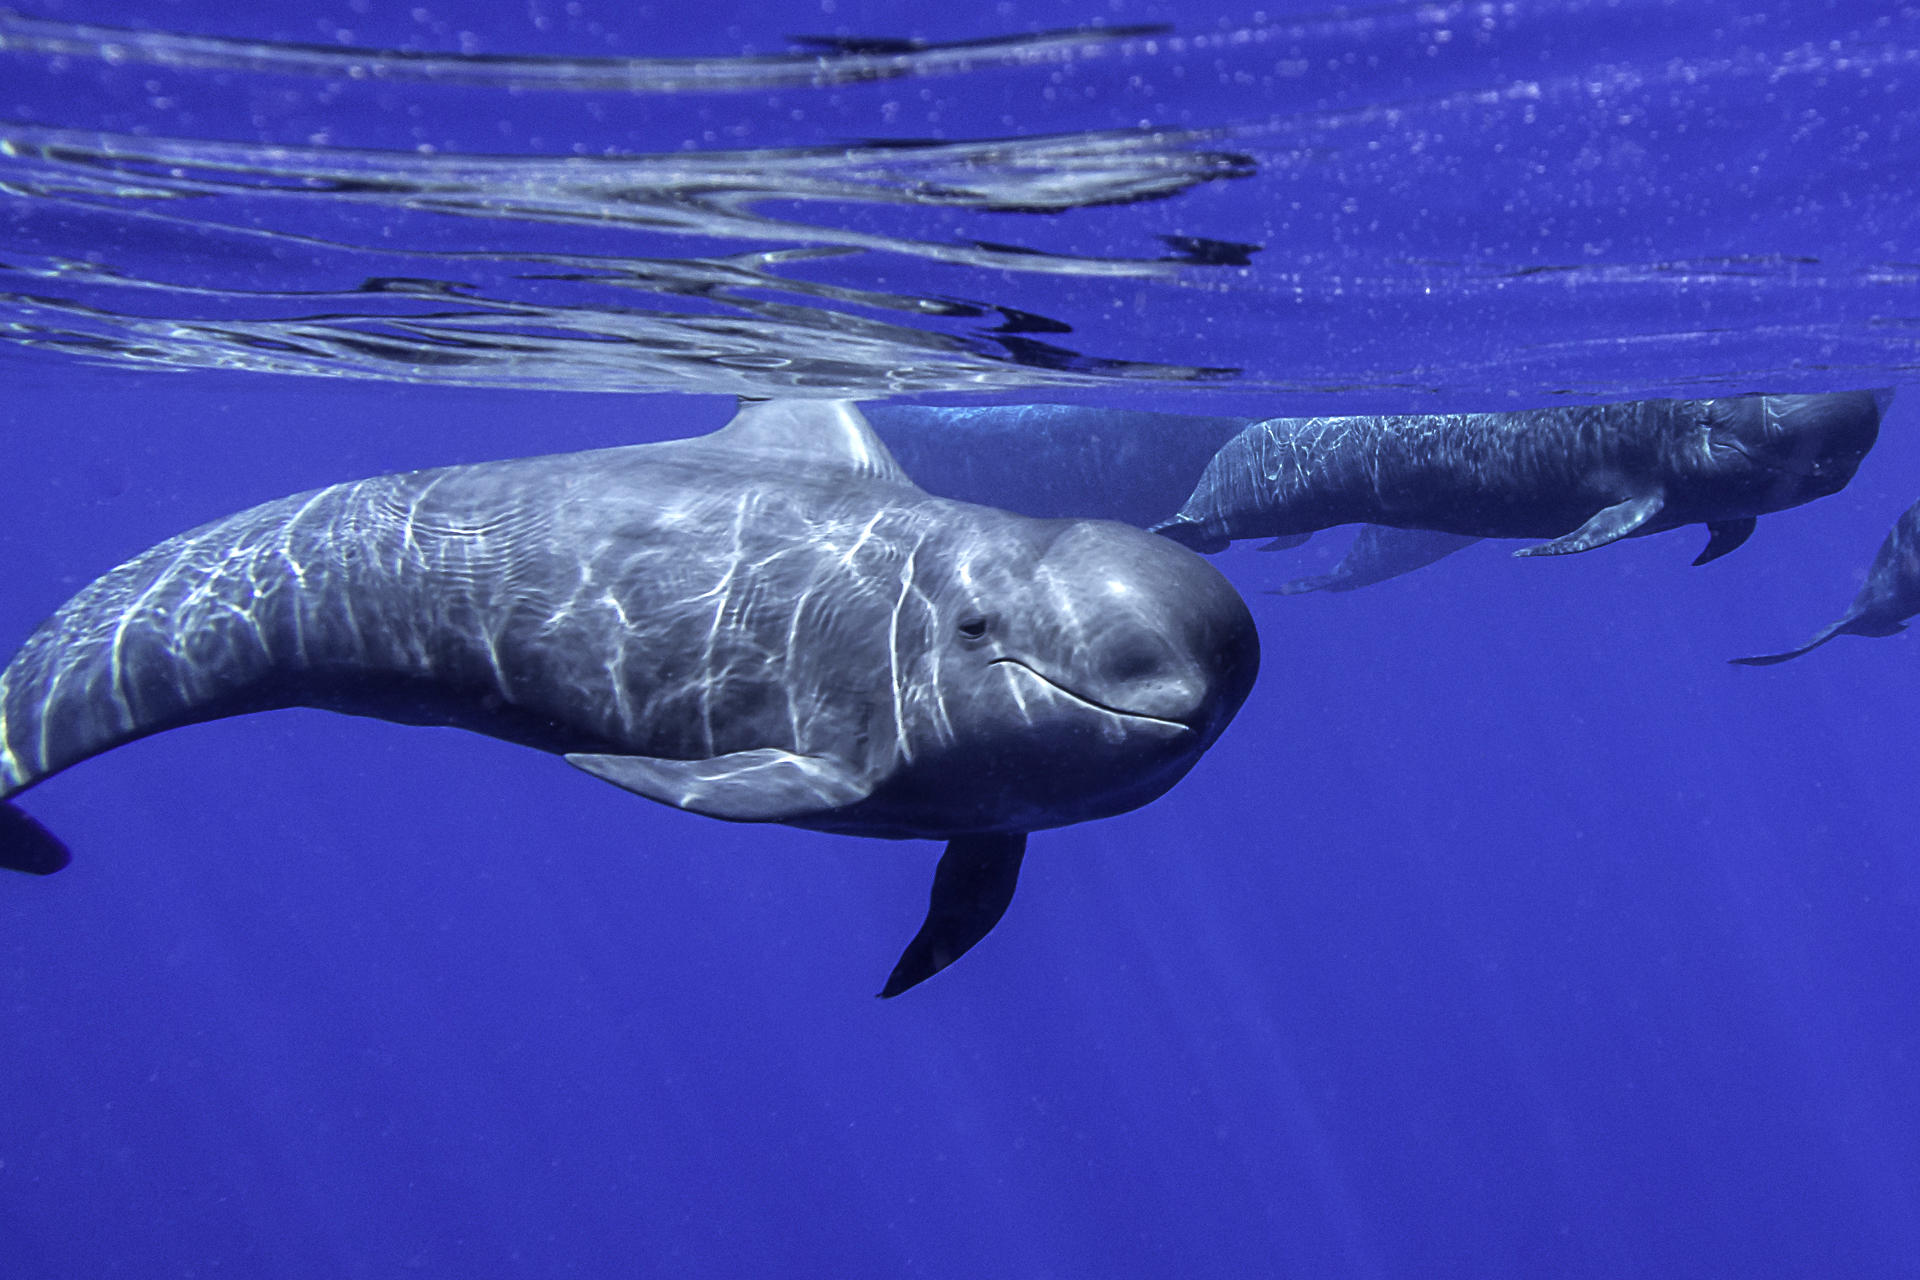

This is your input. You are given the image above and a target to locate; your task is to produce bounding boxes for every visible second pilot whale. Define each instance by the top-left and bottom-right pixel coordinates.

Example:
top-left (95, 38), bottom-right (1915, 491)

top-left (1734, 494), bottom-right (1920, 665)
top-left (1151, 391), bottom-right (1886, 563)
top-left (0, 400), bottom-right (1259, 997)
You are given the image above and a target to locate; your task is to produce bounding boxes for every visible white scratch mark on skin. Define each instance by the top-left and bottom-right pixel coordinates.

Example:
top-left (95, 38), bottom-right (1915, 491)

top-left (329, 524), bottom-right (372, 665)
top-left (0, 678), bottom-right (24, 791)
top-left (907, 576), bottom-right (951, 748)
top-left (782, 573), bottom-right (822, 749)
top-left (840, 511), bottom-right (883, 569)
top-left (597, 589), bottom-right (639, 734)
top-left (271, 487), bottom-right (344, 666)
top-left (888, 539), bottom-right (919, 764)
top-left (691, 491), bottom-right (754, 757)
top-left (398, 473), bottom-right (451, 564)
top-left (999, 658), bottom-right (1038, 726)
top-left (480, 627), bottom-right (508, 691)
top-left (101, 535), bottom-right (204, 744)
top-left (275, 489), bottom-right (333, 596)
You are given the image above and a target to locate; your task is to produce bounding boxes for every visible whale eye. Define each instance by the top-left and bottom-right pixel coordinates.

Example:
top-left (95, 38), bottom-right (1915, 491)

top-left (956, 616), bottom-right (990, 642)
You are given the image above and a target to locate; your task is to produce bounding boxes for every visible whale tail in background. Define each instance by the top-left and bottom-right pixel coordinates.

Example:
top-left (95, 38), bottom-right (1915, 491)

top-left (1729, 612), bottom-right (1906, 666)
top-left (0, 802), bottom-right (71, 875)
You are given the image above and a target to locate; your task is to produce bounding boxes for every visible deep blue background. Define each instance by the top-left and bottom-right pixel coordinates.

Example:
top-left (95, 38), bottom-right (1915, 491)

top-left (4, 2), bottom-right (1920, 1277)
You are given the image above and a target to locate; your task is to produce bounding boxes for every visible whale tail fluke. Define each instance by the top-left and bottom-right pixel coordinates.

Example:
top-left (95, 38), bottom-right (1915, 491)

top-left (1729, 644), bottom-right (1825, 667)
top-left (0, 802), bottom-right (70, 875)
top-left (1729, 613), bottom-right (1898, 666)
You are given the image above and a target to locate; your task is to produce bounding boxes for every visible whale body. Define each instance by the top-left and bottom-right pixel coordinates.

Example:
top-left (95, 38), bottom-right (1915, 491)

top-left (1733, 495), bottom-right (1920, 665)
top-left (1269, 526), bottom-right (1485, 596)
top-left (1151, 392), bottom-right (1887, 563)
top-left (0, 400), bottom-right (1259, 996)
top-left (864, 402), bottom-right (1248, 528)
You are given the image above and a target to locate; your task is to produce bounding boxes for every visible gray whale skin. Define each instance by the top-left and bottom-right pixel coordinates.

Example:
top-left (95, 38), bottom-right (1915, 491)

top-left (1152, 391), bottom-right (1887, 564)
top-left (0, 400), bottom-right (1259, 997)
top-left (1268, 526), bottom-right (1485, 596)
top-left (1734, 495), bottom-right (1920, 665)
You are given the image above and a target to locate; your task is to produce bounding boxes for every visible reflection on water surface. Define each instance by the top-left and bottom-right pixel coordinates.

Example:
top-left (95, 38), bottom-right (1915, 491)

top-left (1, 3), bottom-right (1915, 404)
top-left (0, 123), bottom-right (1254, 394)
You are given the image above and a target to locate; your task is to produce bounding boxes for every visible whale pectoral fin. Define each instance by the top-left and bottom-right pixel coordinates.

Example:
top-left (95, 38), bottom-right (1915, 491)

top-left (879, 833), bottom-right (1028, 999)
top-left (1694, 517), bottom-right (1758, 566)
top-left (1514, 495), bottom-right (1664, 558)
top-left (565, 749), bottom-right (873, 822)
top-left (0, 802), bottom-right (71, 876)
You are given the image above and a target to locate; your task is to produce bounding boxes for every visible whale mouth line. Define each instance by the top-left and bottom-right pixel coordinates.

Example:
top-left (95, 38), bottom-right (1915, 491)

top-left (1710, 435), bottom-right (1759, 464)
top-left (1711, 435), bottom-right (1823, 478)
top-left (991, 658), bottom-right (1194, 731)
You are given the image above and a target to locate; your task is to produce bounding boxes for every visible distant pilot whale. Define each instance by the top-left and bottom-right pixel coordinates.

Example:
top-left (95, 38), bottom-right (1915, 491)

top-left (0, 400), bottom-right (1259, 997)
top-left (1269, 526), bottom-right (1485, 596)
top-left (1733, 494), bottom-right (1920, 666)
top-left (1151, 392), bottom-right (1887, 563)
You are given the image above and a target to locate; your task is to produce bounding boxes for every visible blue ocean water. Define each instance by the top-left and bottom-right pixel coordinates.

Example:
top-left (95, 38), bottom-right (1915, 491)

top-left (2, 1), bottom-right (1917, 1276)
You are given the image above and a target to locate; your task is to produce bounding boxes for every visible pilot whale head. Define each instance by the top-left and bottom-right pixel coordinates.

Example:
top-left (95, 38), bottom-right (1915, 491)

top-left (862, 513), bottom-right (1260, 839)
top-left (1686, 390), bottom-right (1885, 508)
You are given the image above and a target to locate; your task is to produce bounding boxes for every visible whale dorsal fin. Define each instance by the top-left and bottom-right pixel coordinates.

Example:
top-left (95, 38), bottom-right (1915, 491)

top-left (712, 399), bottom-right (919, 489)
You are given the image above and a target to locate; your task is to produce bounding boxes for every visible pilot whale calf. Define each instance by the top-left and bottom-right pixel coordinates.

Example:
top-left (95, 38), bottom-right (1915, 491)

top-left (1151, 391), bottom-right (1886, 563)
top-left (0, 399), bottom-right (1259, 997)
top-left (1270, 526), bottom-right (1485, 596)
top-left (1733, 494), bottom-right (1920, 665)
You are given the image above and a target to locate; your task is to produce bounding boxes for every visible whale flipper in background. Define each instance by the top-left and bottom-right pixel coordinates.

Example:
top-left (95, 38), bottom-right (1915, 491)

top-left (0, 803), bottom-right (69, 875)
top-left (1694, 517), bottom-right (1758, 566)
top-left (1734, 493), bottom-right (1920, 666)
top-left (881, 833), bottom-right (1027, 999)
top-left (1270, 526), bottom-right (1483, 595)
